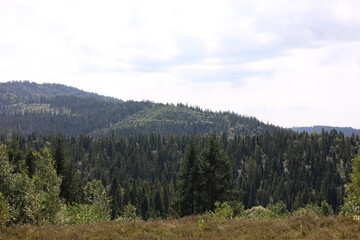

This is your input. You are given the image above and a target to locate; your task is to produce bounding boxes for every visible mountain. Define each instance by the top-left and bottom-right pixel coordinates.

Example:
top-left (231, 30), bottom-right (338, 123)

top-left (292, 126), bottom-right (360, 137)
top-left (0, 81), bottom-right (279, 137)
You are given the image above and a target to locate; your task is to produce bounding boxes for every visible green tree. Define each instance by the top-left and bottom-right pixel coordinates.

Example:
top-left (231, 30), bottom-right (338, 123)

top-left (109, 178), bottom-right (122, 219)
top-left (341, 155), bottom-right (360, 216)
top-left (84, 179), bottom-right (110, 222)
top-left (53, 136), bottom-right (83, 203)
top-left (201, 135), bottom-right (232, 211)
top-left (177, 138), bottom-right (199, 216)
top-left (25, 147), bottom-right (62, 225)
top-left (178, 135), bottom-right (232, 215)
top-left (0, 144), bottom-right (31, 224)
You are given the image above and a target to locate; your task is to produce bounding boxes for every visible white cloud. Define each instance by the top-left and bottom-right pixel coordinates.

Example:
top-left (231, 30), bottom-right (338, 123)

top-left (1, 0), bottom-right (360, 128)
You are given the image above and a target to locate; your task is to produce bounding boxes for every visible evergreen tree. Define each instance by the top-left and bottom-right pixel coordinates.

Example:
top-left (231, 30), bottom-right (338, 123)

top-left (201, 135), bottom-right (232, 211)
top-left (177, 138), bottom-right (198, 216)
top-left (109, 178), bottom-right (122, 219)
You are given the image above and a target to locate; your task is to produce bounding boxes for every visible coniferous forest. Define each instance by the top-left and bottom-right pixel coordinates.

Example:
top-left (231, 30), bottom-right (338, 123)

top-left (1, 81), bottom-right (360, 228)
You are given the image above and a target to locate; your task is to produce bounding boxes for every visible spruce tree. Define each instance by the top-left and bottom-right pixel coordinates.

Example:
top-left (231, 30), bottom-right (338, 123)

top-left (178, 138), bottom-right (199, 216)
top-left (201, 134), bottom-right (232, 211)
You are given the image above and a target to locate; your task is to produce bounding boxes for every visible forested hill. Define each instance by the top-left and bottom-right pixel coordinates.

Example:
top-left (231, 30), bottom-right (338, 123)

top-left (293, 126), bottom-right (360, 137)
top-left (0, 80), bottom-right (120, 104)
top-left (0, 81), bottom-right (278, 137)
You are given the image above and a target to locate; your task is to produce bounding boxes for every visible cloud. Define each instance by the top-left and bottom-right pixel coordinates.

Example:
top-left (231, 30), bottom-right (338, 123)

top-left (0, 0), bottom-right (360, 128)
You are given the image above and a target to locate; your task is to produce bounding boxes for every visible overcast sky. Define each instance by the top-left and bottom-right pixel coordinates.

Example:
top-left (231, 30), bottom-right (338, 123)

top-left (1, 0), bottom-right (360, 128)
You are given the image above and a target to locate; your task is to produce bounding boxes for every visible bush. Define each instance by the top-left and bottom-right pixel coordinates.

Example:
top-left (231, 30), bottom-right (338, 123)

top-left (228, 201), bottom-right (245, 217)
top-left (320, 201), bottom-right (334, 216)
top-left (116, 204), bottom-right (140, 222)
top-left (292, 204), bottom-right (323, 217)
top-left (340, 198), bottom-right (360, 218)
top-left (64, 203), bottom-right (110, 225)
top-left (0, 192), bottom-right (10, 227)
top-left (244, 206), bottom-right (275, 219)
top-left (211, 201), bottom-right (234, 219)
top-left (267, 202), bottom-right (289, 218)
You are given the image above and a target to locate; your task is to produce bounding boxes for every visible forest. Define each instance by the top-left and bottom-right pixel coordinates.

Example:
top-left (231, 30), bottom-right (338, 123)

top-left (1, 82), bottom-right (360, 229)
top-left (1, 129), bottom-right (359, 226)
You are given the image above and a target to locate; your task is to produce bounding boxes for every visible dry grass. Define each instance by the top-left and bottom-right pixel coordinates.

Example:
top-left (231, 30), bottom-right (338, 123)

top-left (1, 216), bottom-right (360, 240)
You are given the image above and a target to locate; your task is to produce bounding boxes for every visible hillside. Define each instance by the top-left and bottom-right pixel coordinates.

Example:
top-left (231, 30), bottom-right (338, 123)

top-left (292, 126), bottom-right (360, 137)
top-left (0, 80), bottom-right (119, 104)
top-left (0, 81), bottom-right (278, 137)
top-left (1, 81), bottom-right (360, 228)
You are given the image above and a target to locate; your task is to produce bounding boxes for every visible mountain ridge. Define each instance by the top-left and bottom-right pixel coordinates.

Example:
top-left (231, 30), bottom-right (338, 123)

top-left (292, 126), bottom-right (360, 137)
top-left (0, 81), bottom-right (279, 137)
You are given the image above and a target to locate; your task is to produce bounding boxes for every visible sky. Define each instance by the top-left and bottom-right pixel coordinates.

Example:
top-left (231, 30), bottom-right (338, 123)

top-left (0, 0), bottom-right (360, 128)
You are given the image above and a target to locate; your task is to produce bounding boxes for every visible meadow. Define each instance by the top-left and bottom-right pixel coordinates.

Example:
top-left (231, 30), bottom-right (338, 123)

top-left (1, 215), bottom-right (359, 240)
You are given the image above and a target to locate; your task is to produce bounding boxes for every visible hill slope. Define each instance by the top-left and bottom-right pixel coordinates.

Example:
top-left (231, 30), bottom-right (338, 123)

top-left (0, 81), bottom-right (279, 137)
top-left (292, 126), bottom-right (360, 137)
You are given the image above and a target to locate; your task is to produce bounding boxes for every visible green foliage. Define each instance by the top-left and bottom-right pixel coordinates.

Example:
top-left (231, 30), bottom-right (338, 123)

top-left (177, 135), bottom-right (232, 216)
top-left (341, 199), bottom-right (360, 217)
top-left (228, 201), bottom-right (245, 217)
top-left (244, 206), bottom-right (275, 219)
top-left (0, 125), bottom-right (359, 224)
top-left (83, 180), bottom-right (110, 222)
top-left (320, 200), bottom-right (334, 216)
top-left (25, 147), bottom-right (62, 225)
top-left (292, 204), bottom-right (323, 217)
top-left (267, 202), bottom-right (289, 218)
top-left (197, 216), bottom-right (205, 231)
top-left (201, 135), bottom-right (232, 210)
top-left (0, 192), bottom-right (10, 227)
top-left (0, 144), bottom-right (31, 224)
top-left (177, 139), bottom-right (199, 216)
top-left (116, 204), bottom-right (140, 222)
top-left (0, 81), bottom-right (278, 138)
top-left (341, 155), bottom-right (360, 217)
top-left (211, 201), bottom-right (234, 219)
top-left (63, 203), bottom-right (109, 225)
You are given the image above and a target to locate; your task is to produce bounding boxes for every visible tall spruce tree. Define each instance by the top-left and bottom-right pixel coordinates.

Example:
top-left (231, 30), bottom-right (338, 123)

top-left (201, 134), bottom-right (232, 211)
top-left (178, 138), bottom-right (199, 216)
top-left (178, 135), bottom-right (232, 215)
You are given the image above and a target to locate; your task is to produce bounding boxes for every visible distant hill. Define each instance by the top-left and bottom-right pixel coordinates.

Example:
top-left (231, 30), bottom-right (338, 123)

top-left (292, 126), bottom-right (360, 137)
top-left (0, 81), bottom-right (279, 137)
top-left (0, 80), bottom-right (120, 104)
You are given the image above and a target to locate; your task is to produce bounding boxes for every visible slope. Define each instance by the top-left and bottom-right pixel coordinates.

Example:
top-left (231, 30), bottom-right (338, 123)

top-left (94, 103), bottom-right (279, 137)
top-left (293, 126), bottom-right (360, 137)
top-left (0, 81), bottom-right (280, 137)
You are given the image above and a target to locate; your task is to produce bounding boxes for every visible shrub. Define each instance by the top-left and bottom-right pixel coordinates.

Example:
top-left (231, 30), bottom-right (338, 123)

top-left (211, 201), bottom-right (233, 219)
top-left (267, 202), bottom-right (289, 218)
top-left (320, 201), bottom-right (334, 216)
top-left (244, 206), bottom-right (275, 219)
top-left (116, 204), bottom-right (140, 222)
top-left (228, 201), bottom-right (245, 217)
top-left (0, 192), bottom-right (10, 227)
top-left (292, 204), bottom-right (322, 217)
top-left (340, 197), bottom-right (360, 218)
top-left (64, 203), bottom-right (108, 225)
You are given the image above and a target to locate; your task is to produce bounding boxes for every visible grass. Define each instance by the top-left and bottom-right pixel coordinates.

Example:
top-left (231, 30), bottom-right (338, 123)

top-left (1, 215), bottom-right (360, 240)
